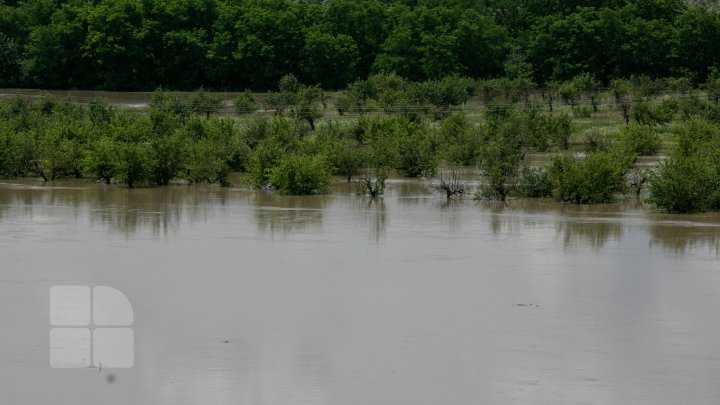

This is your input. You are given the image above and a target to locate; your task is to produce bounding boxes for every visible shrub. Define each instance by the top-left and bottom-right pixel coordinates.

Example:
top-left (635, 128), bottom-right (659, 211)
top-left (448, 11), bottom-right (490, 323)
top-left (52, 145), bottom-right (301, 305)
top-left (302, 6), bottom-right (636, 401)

top-left (549, 153), bottom-right (626, 204)
top-left (432, 168), bottom-right (468, 198)
top-left (354, 166), bottom-right (388, 197)
top-left (247, 118), bottom-right (302, 187)
top-left (0, 124), bottom-right (34, 177)
top-left (573, 105), bottom-right (592, 118)
top-left (477, 121), bottom-right (524, 201)
top-left (233, 90), bottom-right (259, 115)
top-left (150, 132), bottom-right (186, 185)
top-left (396, 128), bottom-right (436, 177)
top-left (83, 137), bottom-right (117, 183)
top-left (648, 118), bottom-right (720, 212)
top-left (616, 124), bottom-right (661, 155)
top-left (150, 88), bottom-right (191, 118)
top-left (185, 138), bottom-right (230, 186)
top-left (114, 142), bottom-right (155, 188)
top-left (269, 154), bottom-right (332, 195)
top-left (584, 128), bottom-right (614, 152)
top-left (439, 114), bottom-right (483, 165)
top-left (516, 166), bottom-right (554, 198)
top-left (190, 87), bottom-right (223, 119)
top-left (648, 154), bottom-right (719, 212)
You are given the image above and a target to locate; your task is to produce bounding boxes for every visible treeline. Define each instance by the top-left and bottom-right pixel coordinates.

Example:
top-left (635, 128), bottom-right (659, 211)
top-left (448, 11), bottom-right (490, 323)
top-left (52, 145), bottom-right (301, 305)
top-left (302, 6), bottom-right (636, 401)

top-left (1, 0), bottom-right (719, 90)
top-left (3, 76), bottom-right (720, 212)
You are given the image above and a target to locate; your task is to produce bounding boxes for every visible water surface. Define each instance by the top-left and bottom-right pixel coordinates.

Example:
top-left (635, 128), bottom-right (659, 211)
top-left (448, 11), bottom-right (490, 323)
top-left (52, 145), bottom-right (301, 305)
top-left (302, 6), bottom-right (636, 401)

top-left (1, 179), bottom-right (719, 404)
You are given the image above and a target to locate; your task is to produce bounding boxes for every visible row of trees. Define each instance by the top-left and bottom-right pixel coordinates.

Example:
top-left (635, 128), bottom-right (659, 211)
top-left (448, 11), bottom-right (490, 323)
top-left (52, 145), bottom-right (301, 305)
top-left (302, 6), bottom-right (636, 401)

top-left (0, 88), bottom-right (715, 212)
top-left (1, 0), bottom-right (720, 90)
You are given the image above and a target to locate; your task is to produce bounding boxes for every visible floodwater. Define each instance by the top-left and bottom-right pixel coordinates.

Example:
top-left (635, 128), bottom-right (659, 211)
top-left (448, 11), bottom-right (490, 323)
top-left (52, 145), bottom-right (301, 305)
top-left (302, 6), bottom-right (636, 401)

top-left (1, 178), bottom-right (719, 405)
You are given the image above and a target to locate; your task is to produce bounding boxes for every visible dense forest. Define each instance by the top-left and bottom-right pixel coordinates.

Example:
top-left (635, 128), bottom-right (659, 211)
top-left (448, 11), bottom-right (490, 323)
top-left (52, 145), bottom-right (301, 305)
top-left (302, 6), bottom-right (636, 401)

top-left (1, 0), bottom-right (719, 91)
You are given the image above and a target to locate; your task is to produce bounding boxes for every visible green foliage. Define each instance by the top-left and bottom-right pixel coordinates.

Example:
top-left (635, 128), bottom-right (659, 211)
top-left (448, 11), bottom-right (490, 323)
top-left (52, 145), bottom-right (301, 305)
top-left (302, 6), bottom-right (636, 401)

top-left (354, 167), bottom-right (387, 197)
top-left (0, 124), bottom-right (34, 177)
top-left (395, 125), bottom-right (437, 177)
top-left (516, 166), bottom-right (554, 198)
top-left (0, 32), bottom-right (21, 87)
top-left (557, 81), bottom-right (580, 110)
top-left (477, 120), bottom-right (524, 201)
top-left (247, 118), bottom-right (302, 187)
top-left (549, 153), bottom-right (626, 204)
top-left (269, 154), bottom-right (332, 195)
top-left (83, 137), bottom-right (117, 184)
top-left (114, 142), bottom-right (155, 188)
top-left (706, 67), bottom-right (720, 104)
top-left (616, 124), bottom-right (661, 155)
top-left (2, 0), bottom-right (720, 91)
top-left (649, 153), bottom-right (720, 212)
top-left (439, 114), bottom-right (483, 165)
top-left (150, 89), bottom-right (192, 118)
top-left (191, 87), bottom-right (223, 119)
top-left (185, 138), bottom-right (231, 186)
top-left (648, 118), bottom-right (720, 212)
top-left (573, 105), bottom-right (592, 118)
top-left (300, 27), bottom-right (359, 89)
top-left (313, 123), bottom-right (365, 181)
top-left (233, 91), bottom-right (259, 115)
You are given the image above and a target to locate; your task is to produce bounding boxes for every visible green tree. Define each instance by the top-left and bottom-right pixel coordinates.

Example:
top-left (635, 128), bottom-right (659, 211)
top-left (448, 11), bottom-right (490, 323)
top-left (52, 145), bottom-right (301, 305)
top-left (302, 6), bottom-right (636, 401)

top-left (233, 90), bottom-right (259, 115)
top-left (300, 27), bottom-right (359, 89)
top-left (269, 154), bottom-right (332, 195)
top-left (0, 33), bottom-right (20, 87)
top-left (191, 87), bottom-right (223, 119)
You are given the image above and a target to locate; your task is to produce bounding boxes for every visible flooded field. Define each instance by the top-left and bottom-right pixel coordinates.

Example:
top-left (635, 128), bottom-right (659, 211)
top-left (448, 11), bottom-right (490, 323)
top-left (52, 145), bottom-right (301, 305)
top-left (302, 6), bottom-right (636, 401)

top-left (1, 179), bottom-right (719, 404)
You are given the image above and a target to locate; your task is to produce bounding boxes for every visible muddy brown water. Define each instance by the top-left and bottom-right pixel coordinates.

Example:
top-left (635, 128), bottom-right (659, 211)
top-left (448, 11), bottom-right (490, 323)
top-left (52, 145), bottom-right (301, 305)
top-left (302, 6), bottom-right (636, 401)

top-left (1, 178), bottom-right (719, 404)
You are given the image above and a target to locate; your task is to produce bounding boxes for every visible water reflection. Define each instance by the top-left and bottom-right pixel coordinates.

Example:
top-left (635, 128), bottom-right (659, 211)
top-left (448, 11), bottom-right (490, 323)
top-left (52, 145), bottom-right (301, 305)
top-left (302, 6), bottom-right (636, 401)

top-left (252, 191), bottom-right (327, 237)
top-left (1, 179), bottom-right (719, 256)
top-left (4, 178), bottom-right (720, 405)
top-left (649, 222), bottom-right (720, 254)
top-left (353, 197), bottom-right (386, 242)
top-left (556, 219), bottom-right (623, 250)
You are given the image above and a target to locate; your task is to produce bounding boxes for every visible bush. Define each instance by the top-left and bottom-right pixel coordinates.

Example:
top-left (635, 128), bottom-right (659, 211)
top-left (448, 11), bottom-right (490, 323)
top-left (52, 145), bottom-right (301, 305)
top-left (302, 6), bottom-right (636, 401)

top-left (477, 120), bottom-right (524, 201)
top-left (247, 118), bottom-right (302, 187)
top-left (190, 87), bottom-right (223, 119)
top-left (269, 154), bottom-right (332, 195)
top-left (233, 90), bottom-right (259, 115)
top-left (573, 105), bottom-right (592, 118)
top-left (83, 137), bottom-right (117, 183)
top-left (184, 139), bottom-right (230, 186)
top-left (396, 128), bottom-right (436, 177)
top-left (114, 142), bottom-right (155, 188)
top-left (516, 166), bottom-right (554, 198)
top-left (584, 128), bottom-right (614, 152)
top-left (616, 124), bottom-right (661, 155)
top-left (354, 166), bottom-right (388, 197)
top-left (439, 114), bottom-right (483, 165)
top-left (0, 124), bottom-right (34, 177)
top-left (648, 118), bottom-right (720, 212)
top-left (432, 168), bottom-right (468, 198)
top-left (648, 154), bottom-right (719, 212)
top-left (549, 153), bottom-right (626, 204)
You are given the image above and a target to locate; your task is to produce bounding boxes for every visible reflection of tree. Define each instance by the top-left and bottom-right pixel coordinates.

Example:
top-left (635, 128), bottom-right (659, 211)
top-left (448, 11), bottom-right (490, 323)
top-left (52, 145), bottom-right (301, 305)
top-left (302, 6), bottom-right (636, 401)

top-left (355, 197), bottom-right (386, 242)
top-left (253, 192), bottom-right (326, 237)
top-left (556, 220), bottom-right (623, 250)
top-left (649, 223), bottom-right (720, 255)
top-left (0, 180), bottom-right (235, 236)
top-left (438, 198), bottom-right (464, 233)
top-left (88, 185), bottom-right (231, 236)
top-left (479, 201), bottom-right (534, 237)
top-left (476, 200), bottom-right (624, 249)
top-left (387, 179), bottom-right (432, 199)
